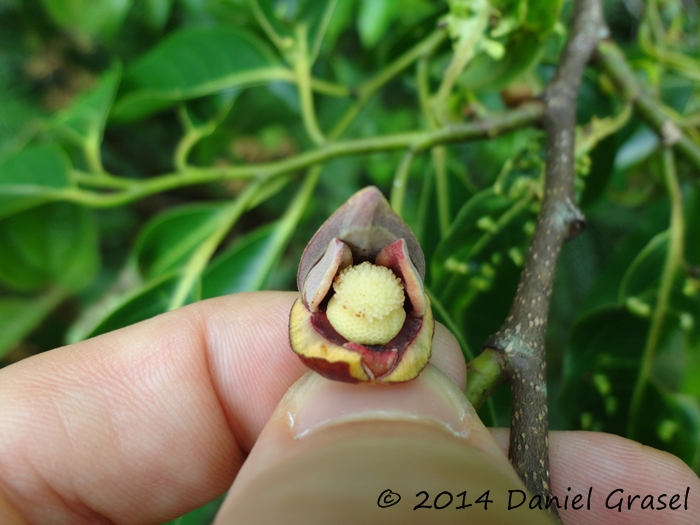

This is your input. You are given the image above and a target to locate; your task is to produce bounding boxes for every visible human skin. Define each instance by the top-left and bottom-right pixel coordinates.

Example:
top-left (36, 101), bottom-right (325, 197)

top-left (0, 292), bottom-right (697, 524)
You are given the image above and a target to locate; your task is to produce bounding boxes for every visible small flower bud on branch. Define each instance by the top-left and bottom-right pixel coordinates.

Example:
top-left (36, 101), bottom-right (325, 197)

top-left (289, 187), bottom-right (434, 384)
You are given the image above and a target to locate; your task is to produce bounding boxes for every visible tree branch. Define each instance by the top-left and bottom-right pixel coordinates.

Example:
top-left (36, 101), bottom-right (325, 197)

top-left (49, 102), bottom-right (543, 208)
top-left (480, 0), bottom-right (606, 510)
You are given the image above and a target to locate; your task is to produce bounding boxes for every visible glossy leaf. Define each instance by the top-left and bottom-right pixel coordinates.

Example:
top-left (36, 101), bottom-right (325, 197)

top-left (0, 203), bottom-right (99, 292)
top-left (681, 336), bottom-right (700, 398)
top-left (618, 231), bottom-right (667, 303)
top-left (83, 222), bottom-right (282, 340)
top-left (132, 203), bottom-right (229, 280)
top-left (201, 223), bottom-right (277, 298)
top-left (577, 198), bottom-right (669, 315)
top-left (0, 144), bottom-right (73, 220)
top-left (560, 307), bottom-right (700, 467)
top-left (113, 27), bottom-right (279, 121)
top-left (635, 386), bottom-right (700, 471)
top-left (141, 0), bottom-right (173, 31)
top-left (615, 227), bottom-right (698, 342)
top-left (0, 289), bottom-right (66, 360)
top-left (0, 91), bottom-right (44, 157)
top-left (561, 308), bottom-right (645, 433)
top-left (357, 0), bottom-right (395, 48)
top-left (41, 0), bottom-right (133, 40)
top-left (83, 273), bottom-right (179, 339)
top-left (161, 496), bottom-right (225, 525)
top-left (53, 65), bottom-right (122, 147)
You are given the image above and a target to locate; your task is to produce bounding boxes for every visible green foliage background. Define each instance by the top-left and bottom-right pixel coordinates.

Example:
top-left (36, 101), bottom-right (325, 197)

top-left (1, 0), bottom-right (699, 522)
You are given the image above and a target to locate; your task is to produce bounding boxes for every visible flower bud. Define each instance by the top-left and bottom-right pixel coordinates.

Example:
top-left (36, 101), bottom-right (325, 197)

top-left (289, 187), bottom-right (434, 383)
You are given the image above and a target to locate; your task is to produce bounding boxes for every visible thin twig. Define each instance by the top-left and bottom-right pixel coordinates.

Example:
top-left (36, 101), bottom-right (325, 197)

top-left (330, 29), bottom-right (447, 138)
top-left (390, 149), bottom-right (418, 215)
top-left (294, 24), bottom-right (326, 146)
top-left (594, 40), bottom-right (700, 171)
top-left (43, 103), bottom-right (544, 208)
top-left (627, 149), bottom-right (684, 440)
top-left (480, 0), bottom-right (606, 511)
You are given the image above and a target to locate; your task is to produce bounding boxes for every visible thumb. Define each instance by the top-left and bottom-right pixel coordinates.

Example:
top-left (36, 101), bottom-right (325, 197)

top-left (214, 355), bottom-right (556, 525)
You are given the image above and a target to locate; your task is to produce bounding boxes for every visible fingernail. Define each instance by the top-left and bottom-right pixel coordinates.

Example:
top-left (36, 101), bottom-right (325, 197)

top-left (284, 365), bottom-right (475, 439)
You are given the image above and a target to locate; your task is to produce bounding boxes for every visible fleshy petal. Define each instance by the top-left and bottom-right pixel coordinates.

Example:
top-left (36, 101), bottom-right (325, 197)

top-left (302, 238), bottom-right (353, 311)
top-left (381, 295), bottom-right (434, 383)
top-left (376, 238), bottom-right (426, 316)
top-left (297, 187), bottom-right (425, 292)
top-left (290, 299), bottom-right (433, 383)
top-left (289, 298), bottom-right (369, 383)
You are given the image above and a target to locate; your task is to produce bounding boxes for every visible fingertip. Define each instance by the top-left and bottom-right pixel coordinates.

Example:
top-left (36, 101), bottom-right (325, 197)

top-left (489, 429), bottom-right (700, 525)
top-left (215, 367), bottom-right (551, 525)
top-left (430, 323), bottom-right (467, 391)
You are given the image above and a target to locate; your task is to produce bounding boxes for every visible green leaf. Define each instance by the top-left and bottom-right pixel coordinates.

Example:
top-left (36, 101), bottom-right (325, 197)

top-left (40, 0), bottom-right (133, 40)
top-left (0, 90), bottom-right (45, 157)
top-left (431, 187), bottom-right (536, 289)
top-left (53, 65), bottom-right (122, 147)
top-left (0, 202), bottom-right (99, 292)
top-left (82, 218), bottom-right (280, 340)
top-left (132, 203), bottom-right (229, 280)
top-left (560, 307), bottom-right (700, 468)
top-left (180, 91), bottom-right (239, 130)
top-left (458, 0), bottom-right (564, 90)
top-left (636, 388), bottom-right (700, 471)
top-left (0, 144), bottom-right (73, 220)
top-left (357, 0), bottom-right (395, 49)
top-left (616, 229), bottom-right (698, 340)
top-left (580, 133), bottom-right (618, 207)
top-left (430, 187), bottom-right (536, 360)
top-left (522, 0), bottom-right (560, 31)
top-left (0, 288), bottom-right (67, 360)
top-left (161, 496), bottom-right (225, 525)
top-left (681, 337), bottom-right (700, 398)
top-left (141, 0), bottom-right (173, 31)
top-left (560, 308), bottom-right (646, 433)
top-left (618, 231), bottom-right (668, 303)
top-left (458, 33), bottom-right (540, 91)
top-left (201, 223), bottom-right (277, 298)
top-left (685, 185), bottom-right (700, 268)
top-left (578, 198), bottom-right (669, 315)
top-left (112, 26), bottom-right (280, 121)
top-left (84, 272), bottom-right (179, 339)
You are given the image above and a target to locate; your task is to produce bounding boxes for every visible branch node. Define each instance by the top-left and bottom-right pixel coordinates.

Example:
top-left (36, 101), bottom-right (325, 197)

top-left (563, 197), bottom-right (586, 241)
top-left (661, 120), bottom-right (682, 147)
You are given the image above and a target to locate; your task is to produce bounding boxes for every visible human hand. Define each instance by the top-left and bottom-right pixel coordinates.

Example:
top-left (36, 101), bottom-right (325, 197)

top-left (0, 292), bottom-right (697, 524)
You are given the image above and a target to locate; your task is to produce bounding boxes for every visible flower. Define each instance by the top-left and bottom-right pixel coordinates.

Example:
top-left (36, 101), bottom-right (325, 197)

top-left (289, 186), bottom-right (434, 383)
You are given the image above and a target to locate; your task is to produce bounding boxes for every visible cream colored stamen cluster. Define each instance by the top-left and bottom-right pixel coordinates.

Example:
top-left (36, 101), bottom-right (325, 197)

top-left (326, 262), bottom-right (406, 345)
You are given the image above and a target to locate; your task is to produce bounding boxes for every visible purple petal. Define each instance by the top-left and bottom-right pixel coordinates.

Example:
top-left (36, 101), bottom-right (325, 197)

top-left (297, 187), bottom-right (425, 292)
top-left (376, 239), bottom-right (427, 316)
top-left (302, 238), bottom-right (353, 311)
